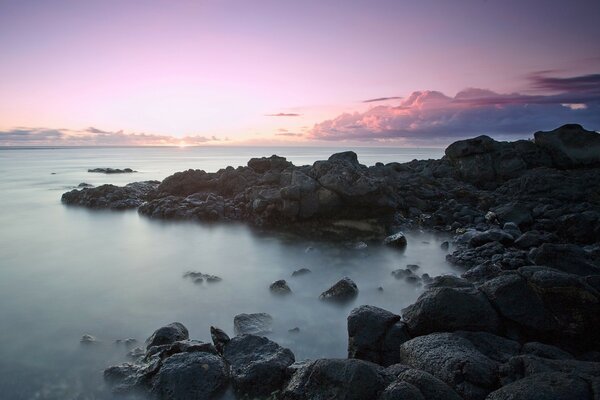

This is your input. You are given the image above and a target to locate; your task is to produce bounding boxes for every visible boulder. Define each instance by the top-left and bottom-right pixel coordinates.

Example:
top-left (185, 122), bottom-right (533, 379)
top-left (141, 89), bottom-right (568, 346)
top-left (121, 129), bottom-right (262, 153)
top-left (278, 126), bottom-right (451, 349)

top-left (319, 277), bottom-right (359, 302)
top-left (233, 313), bottom-right (273, 336)
top-left (280, 358), bottom-right (387, 400)
top-left (383, 232), bottom-right (407, 249)
top-left (402, 286), bottom-right (501, 336)
top-left (469, 229), bottom-right (515, 247)
top-left (384, 367), bottom-right (463, 400)
top-left (210, 326), bottom-right (230, 355)
top-left (270, 279), bottom-right (292, 294)
top-left (145, 323), bottom-right (189, 350)
top-left (530, 243), bottom-right (600, 276)
top-left (223, 334), bottom-right (295, 397)
top-left (399, 333), bottom-right (499, 400)
top-left (151, 352), bottom-right (229, 400)
top-left (534, 124), bottom-right (600, 169)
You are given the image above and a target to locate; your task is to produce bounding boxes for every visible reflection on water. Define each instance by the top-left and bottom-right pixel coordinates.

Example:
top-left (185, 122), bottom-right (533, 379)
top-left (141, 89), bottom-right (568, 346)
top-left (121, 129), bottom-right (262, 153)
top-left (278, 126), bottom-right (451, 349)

top-left (0, 146), bottom-right (452, 399)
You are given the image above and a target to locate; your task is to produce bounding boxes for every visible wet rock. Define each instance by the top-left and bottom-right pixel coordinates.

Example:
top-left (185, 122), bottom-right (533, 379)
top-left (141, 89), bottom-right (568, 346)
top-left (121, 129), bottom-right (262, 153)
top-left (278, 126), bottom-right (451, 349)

top-left (406, 264), bottom-right (420, 271)
top-left (399, 332), bottom-right (499, 400)
top-left (233, 313), bottom-right (273, 336)
top-left (288, 327), bottom-right (300, 333)
top-left (384, 232), bottom-right (407, 249)
top-left (223, 334), bottom-right (295, 397)
top-left (530, 243), bottom-right (600, 276)
top-left (347, 305), bottom-right (410, 366)
top-left (522, 342), bottom-right (574, 360)
top-left (80, 334), bottom-right (98, 345)
top-left (151, 352), bottom-right (229, 400)
top-left (319, 277), bottom-right (359, 302)
top-left (280, 358), bottom-right (387, 400)
top-left (145, 323), bottom-right (189, 350)
top-left (270, 279), bottom-right (292, 294)
top-left (77, 182), bottom-right (93, 188)
top-left (469, 229), bottom-right (515, 247)
top-left (402, 286), bottom-right (501, 336)
top-left (455, 331), bottom-right (520, 363)
top-left (145, 340), bottom-right (218, 360)
top-left (513, 230), bottom-right (556, 249)
top-left (183, 271), bottom-right (222, 283)
top-left (379, 380), bottom-right (424, 400)
top-left (210, 326), bottom-right (230, 355)
top-left (62, 181), bottom-right (159, 210)
top-left (88, 167), bottom-right (136, 174)
top-left (291, 268), bottom-right (311, 277)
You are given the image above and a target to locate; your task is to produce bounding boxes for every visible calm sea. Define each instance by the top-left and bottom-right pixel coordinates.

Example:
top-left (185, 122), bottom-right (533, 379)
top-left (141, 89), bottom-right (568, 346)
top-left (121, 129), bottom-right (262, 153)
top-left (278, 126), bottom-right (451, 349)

top-left (0, 146), bottom-right (454, 399)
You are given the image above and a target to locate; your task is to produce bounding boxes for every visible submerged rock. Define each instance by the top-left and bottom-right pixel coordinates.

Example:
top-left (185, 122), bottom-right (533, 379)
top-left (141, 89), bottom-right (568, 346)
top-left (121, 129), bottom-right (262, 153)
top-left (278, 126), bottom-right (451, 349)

top-left (319, 277), bottom-right (359, 302)
top-left (291, 268), bottom-right (311, 277)
top-left (383, 232), bottom-right (407, 248)
top-left (270, 279), bottom-right (292, 294)
top-left (88, 167), bottom-right (136, 174)
top-left (233, 312), bottom-right (273, 336)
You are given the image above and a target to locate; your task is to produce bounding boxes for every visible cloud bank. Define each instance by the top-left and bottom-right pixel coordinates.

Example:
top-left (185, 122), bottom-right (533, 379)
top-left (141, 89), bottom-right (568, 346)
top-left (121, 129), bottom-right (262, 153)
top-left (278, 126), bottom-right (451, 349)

top-left (310, 73), bottom-right (600, 143)
top-left (0, 127), bottom-right (223, 146)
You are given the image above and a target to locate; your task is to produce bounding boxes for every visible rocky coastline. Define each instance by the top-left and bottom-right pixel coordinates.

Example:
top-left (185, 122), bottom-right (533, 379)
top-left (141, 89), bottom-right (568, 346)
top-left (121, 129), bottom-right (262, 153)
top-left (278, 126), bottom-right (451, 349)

top-left (62, 124), bottom-right (600, 399)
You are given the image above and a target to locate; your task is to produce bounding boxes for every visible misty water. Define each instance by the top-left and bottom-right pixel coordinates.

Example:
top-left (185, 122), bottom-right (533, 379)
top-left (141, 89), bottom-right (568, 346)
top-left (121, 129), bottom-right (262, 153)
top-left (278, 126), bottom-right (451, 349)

top-left (0, 146), bottom-right (458, 399)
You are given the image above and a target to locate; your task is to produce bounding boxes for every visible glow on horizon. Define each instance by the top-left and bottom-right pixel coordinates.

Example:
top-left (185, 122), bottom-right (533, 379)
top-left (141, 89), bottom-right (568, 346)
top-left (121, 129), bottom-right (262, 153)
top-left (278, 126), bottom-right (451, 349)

top-left (0, 0), bottom-right (599, 146)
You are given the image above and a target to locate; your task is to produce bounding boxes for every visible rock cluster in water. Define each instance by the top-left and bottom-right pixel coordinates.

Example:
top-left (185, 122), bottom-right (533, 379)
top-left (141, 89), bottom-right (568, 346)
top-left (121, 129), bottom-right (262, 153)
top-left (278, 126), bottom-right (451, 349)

top-left (66, 123), bottom-right (600, 399)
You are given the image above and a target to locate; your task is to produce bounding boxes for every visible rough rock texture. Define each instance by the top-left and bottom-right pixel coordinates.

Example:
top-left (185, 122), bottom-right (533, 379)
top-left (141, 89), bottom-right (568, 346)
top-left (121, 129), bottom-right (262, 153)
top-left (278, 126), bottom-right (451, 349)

top-left (233, 312), bottom-right (273, 336)
top-left (534, 124), bottom-right (600, 169)
top-left (223, 334), bottom-right (295, 397)
top-left (62, 181), bottom-right (159, 209)
top-left (319, 277), bottom-right (359, 302)
top-left (145, 322), bottom-right (189, 350)
top-left (88, 167), bottom-right (136, 174)
top-left (280, 358), bottom-right (388, 400)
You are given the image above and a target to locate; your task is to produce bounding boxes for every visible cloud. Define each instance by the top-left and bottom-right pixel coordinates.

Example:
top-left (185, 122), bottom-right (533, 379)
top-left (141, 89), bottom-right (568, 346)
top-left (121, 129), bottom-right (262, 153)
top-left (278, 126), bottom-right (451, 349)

top-left (362, 96), bottom-right (403, 103)
top-left (275, 132), bottom-right (304, 137)
top-left (265, 113), bottom-right (302, 117)
top-left (0, 127), bottom-right (223, 146)
top-left (309, 73), bottom-right (600, 143)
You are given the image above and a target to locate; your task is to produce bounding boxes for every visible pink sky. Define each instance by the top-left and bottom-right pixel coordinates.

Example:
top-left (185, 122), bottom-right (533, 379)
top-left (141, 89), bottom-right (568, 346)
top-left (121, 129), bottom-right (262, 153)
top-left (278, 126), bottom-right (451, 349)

top-left (1, 0), bottom-right (599, 146)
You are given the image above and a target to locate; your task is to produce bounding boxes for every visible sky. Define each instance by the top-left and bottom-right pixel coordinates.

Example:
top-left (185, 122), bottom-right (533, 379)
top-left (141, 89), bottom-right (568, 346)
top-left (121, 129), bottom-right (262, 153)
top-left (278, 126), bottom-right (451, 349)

top-left (1, 0), bottom-right (599, 146)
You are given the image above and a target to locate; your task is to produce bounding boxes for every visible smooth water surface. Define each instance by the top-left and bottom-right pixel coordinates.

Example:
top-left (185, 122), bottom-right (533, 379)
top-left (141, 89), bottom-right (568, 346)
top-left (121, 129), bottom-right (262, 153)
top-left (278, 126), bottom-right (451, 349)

top-left (0, 146), bottom-right (455, 399)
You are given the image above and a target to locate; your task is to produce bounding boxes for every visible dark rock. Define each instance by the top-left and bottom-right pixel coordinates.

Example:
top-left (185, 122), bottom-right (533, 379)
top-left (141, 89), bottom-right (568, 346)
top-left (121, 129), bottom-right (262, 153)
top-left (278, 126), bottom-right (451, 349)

top-left (530, 243), bottom-right (600, 276)
top-left (440, 241), bottom-right (450, 250)
top-left (347, 305), bottom-right (410, 366)
top-left (378, 380), bottom-right (425, 400)
top-left (151, 352), bottom-right (229, 400)
top-left (145, 323), bottom-right (189, 350)
top-left (62, 181), bottom-right (159, 210)
top-left (469, 229), bottom-right (515, 247)
top-left (80, 334), bottom-right (98, 345)
top-left (280, 358), bottom-right (387, 400)
top-left (223, 334), bottom-right (295, 397)
top-left (514, 230), bottom-right (556, 249)
top-left (291, 268), bottom-right (311, 277)
top-left (288, 327), bottom-right (300, 333)
top-left (319, 277), bottom-right (358, 302)
top-left (402, 286), bottom-right (501, 336)
top-left (486, 372), bottom-right (594, 400)
top-left (455, 331), bottom-right (520, 363)
top-left (88, 167), bottom-right (136, 174)
top-left (522, 342), bottom-right (574, 360)
top-left (270, 279), bottom-right (292, 294)
top-left (183, 271), bottom-right (222, 283)
top-left (399, 332), bottom-right (499, 400)
top-left (210, 326), bottom-right (230, 355)
top-left (384, 367), bottom-right (463, 400)
top-left (233, 313), bottom-right (273, 336)
top-left (534, 123), bottom-right (600, 168)
top-left (145, 340), bottom-right (218, 361)
top-left (384, 232), bottom-right (407, 249)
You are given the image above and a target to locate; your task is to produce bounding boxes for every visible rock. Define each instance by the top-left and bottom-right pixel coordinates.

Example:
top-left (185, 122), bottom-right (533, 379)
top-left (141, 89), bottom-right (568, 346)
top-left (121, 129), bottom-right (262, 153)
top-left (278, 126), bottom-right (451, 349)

top-left (280, 358), bottom-right (387, 400)
top-left (514, 230), bottom-right (556, 249)
top-left (469, 229), bottom-right (515, 247)
top-left (402, 286), bottom-right (501, 336)
top-left (88, 167), bottom-right (136, 174)
top-left (247, 155), bottom-right (292, 173)
top-left (319, 277), bottom-right (359, 302)
top-left (384, 232), bottom-right (407, 249)
top-left (502, 222), bottom-right (522, 239)
top-left (223, 334), bottom-right (295, 397)
top-left (145, 340), bottom-right (218, 360)
top-left (151, 352), bottom-right (229, 400)
top-left (347, 305), bottom-right (410, 366)
top-left (62, 181), bottom-right (159, 210)
top-left (77, 182), bottom-right (93, 188)
top-left (440, 241), bottom-right (450, 250)
top-left (183, 271), bottom-right (222, 283)
top-left (233, 313), bottom-right (273, 336)
top-left (80, 334), bottom-right (98, 345)
top-left (534, 124), bottom-right (600, 168)
top-left (379, 380), bottom-right (425, 400)
top-left (455, 331), bottom-right (520, 363)
top-left (522, 342), bottom-right (574, 360)
top-left (210, 326), bottom-right (230, 354)
top-left (145, 323), bottom-right (189, 350)
top-left (384, 367), bottom-right (463, 400)
top-left (486, 372), bottom-right (594, 400)
top-left (530, 243), bottom-right (600, 276)
top-left (406, 264), bottom-right (420, 271)
top-left (288, 327), bottom-right (300, 333)
top-left (270, 279), bottom-right (292, 294)
top-left (399, 332), bottom-right (499, 400)
top-left (291, 268), bottom-right (311, 277)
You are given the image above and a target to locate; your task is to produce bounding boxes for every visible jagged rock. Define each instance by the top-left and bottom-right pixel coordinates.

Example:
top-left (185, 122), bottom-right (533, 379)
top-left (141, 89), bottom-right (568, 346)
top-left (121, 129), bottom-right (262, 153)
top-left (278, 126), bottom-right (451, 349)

top-left (384, 367), bottom-right (463, 400)
top-left (223, 334), bottom-right (295, 397)
top-left (383, 232), bottom-right (407, 248)
top-left (534, 124), bottom-right (600, 168)
top-left (280, 358), bottom-right (387, 400)
top-left (469, 229), bottom-right (515, 247)
top-left (88, 167), bottom-right (136, 173)
top-left (530, 243), bottom-right (600, 276)
top-left (145, 323), bottom-right (189, 350)
top-left (319, 277), bottom-right (359, 302)
top-left (61, 181), bottom-right (159, 209)
top-left (233, 313), bottom-right (273, 336)
top-left (210, 326), bottom-right (230, 355)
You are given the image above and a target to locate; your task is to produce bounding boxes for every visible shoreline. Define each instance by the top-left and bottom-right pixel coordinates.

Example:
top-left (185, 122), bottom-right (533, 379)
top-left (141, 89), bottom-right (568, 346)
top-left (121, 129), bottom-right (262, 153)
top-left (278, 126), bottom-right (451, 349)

top-left (62, 124), bottom-right (600, 399)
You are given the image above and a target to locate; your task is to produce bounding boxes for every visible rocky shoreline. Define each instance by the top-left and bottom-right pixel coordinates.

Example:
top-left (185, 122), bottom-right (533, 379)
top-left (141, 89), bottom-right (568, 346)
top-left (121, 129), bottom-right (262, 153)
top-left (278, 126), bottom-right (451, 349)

top-left (62, 124), bottom-right (600, 399)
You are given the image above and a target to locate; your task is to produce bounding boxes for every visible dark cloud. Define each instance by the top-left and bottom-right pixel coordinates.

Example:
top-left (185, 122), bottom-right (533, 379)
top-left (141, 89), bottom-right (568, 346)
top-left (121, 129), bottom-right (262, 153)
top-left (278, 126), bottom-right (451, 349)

top-left (265, 113), bottom-right (302, 117)
top-left (309, 73), bottom-right (600, 143)
top-left (362, 96), bottom-right (403, 103)
top-left (0, 127), bottom-right (222, 146)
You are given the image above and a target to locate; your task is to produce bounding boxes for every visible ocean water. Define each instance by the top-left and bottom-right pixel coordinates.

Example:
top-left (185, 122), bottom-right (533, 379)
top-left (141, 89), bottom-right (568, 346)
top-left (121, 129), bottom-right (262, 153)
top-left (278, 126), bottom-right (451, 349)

top-left (0, 146), bottom-right (455, 400)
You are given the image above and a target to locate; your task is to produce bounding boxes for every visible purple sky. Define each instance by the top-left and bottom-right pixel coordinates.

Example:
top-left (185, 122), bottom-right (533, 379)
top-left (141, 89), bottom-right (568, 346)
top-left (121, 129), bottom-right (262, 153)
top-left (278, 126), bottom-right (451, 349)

top-left (1, 0), bottom-right (599, 146)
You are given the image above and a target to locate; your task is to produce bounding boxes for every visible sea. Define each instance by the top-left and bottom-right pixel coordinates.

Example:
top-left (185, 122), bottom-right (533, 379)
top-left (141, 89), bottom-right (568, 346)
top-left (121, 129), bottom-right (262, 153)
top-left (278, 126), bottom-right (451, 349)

top-left (0, 146), bottom-right (456, 399)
